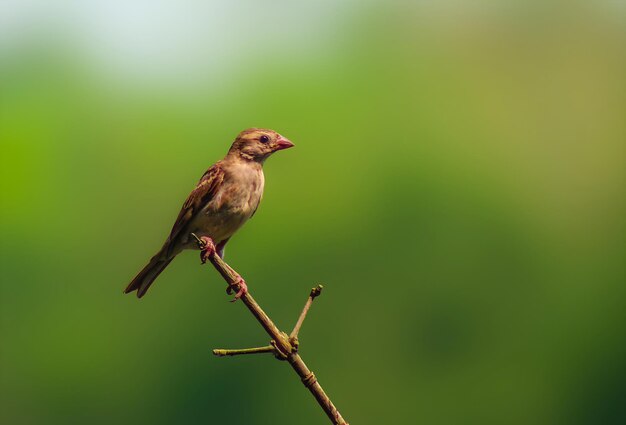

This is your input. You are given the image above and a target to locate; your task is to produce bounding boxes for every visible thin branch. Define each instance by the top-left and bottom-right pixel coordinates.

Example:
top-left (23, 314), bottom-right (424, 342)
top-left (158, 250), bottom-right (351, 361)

top-left (291, 285), bottom-right (323, 339)
top-left (213, 345), bottom-right (274, 357)
top-left (198, 239), bottom-right (349, 425)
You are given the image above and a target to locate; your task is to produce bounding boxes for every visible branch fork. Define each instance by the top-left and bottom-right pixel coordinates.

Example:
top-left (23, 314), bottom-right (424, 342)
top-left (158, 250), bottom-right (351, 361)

top-left (193, 235), bottom-right (348, 425)
top-left (213, 285), bottom-right (323, 360)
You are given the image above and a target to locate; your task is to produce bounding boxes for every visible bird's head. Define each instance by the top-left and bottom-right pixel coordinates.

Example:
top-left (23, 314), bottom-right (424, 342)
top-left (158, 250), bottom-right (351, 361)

top-left (228, 128), bottom-right (294, 163)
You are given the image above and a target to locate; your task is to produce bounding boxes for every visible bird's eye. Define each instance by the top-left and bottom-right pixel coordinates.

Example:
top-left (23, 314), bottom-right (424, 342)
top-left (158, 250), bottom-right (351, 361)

top-left (259, 135), bottom-right (270, 143)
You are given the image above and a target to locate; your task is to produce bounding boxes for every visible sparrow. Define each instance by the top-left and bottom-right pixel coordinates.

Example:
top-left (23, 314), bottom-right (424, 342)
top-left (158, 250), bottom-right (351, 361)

top-left (124, 128), bottom-right (294, 300)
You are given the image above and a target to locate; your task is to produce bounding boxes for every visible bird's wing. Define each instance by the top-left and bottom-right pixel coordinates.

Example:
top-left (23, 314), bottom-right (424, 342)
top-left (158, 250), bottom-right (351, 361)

top-left (166, 163), bottom-right (225, 248)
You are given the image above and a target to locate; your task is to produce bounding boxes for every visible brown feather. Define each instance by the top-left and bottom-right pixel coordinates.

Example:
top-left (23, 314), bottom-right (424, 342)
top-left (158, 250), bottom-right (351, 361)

top-left (165, 163), bottom-right (225, 256)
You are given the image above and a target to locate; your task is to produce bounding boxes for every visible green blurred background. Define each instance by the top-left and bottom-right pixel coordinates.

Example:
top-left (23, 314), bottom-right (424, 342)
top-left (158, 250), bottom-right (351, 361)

top-left (1, 1), bottom-right (624, 424)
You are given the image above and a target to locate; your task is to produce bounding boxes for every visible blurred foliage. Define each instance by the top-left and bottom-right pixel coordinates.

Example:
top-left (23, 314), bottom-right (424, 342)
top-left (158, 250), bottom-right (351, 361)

top-left (1, 1), bottom-right (624, 424)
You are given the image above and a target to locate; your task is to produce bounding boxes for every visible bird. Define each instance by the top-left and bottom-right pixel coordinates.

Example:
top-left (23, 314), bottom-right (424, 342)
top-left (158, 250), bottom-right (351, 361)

top-left (124, 128), bottom-right (294, 300)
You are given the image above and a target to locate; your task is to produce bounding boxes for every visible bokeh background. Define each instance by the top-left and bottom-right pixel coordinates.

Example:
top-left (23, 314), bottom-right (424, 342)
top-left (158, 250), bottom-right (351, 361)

top-left (1, 1), bottom-right (624, 424)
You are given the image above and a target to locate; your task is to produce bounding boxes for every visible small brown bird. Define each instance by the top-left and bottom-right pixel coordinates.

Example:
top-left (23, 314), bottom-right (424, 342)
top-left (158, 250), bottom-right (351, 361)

top-left (124, 128), bottom-right (294, 300)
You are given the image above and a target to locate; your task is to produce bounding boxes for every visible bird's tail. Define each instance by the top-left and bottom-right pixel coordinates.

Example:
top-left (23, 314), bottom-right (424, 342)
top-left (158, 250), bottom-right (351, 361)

top-left (124, 251), bottom-right (174, 298)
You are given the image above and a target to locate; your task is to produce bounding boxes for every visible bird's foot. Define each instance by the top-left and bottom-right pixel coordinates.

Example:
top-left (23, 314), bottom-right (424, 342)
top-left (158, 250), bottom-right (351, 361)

top-left (226, 274), bottom-right (248, 302)
top-left (198, 236), bottom-right (216, 264)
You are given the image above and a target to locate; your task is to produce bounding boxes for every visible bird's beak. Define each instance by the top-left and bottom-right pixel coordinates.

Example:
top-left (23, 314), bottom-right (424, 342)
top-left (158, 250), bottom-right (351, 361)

top-left (274, 136), bottom-right (294, 151)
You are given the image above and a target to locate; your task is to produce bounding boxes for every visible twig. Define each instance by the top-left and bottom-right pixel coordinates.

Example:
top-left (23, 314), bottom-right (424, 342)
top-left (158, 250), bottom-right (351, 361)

top-left (213, 346), bottom-right (274, 357)
top-left (196, 236), bottom-right (349, 425)
top-left (291, 285), bottom-right (323, 339)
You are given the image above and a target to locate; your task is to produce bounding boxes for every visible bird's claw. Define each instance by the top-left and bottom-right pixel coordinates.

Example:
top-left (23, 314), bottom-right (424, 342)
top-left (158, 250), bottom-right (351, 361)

top-left (199, 236), bottom-right (216, 264)
top-left (227, 275), bottom-right (248, 302)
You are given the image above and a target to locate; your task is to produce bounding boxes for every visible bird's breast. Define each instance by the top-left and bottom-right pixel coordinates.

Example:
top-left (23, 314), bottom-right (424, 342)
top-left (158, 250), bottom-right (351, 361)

top-left (196, 164), bottom-right (264, 242)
